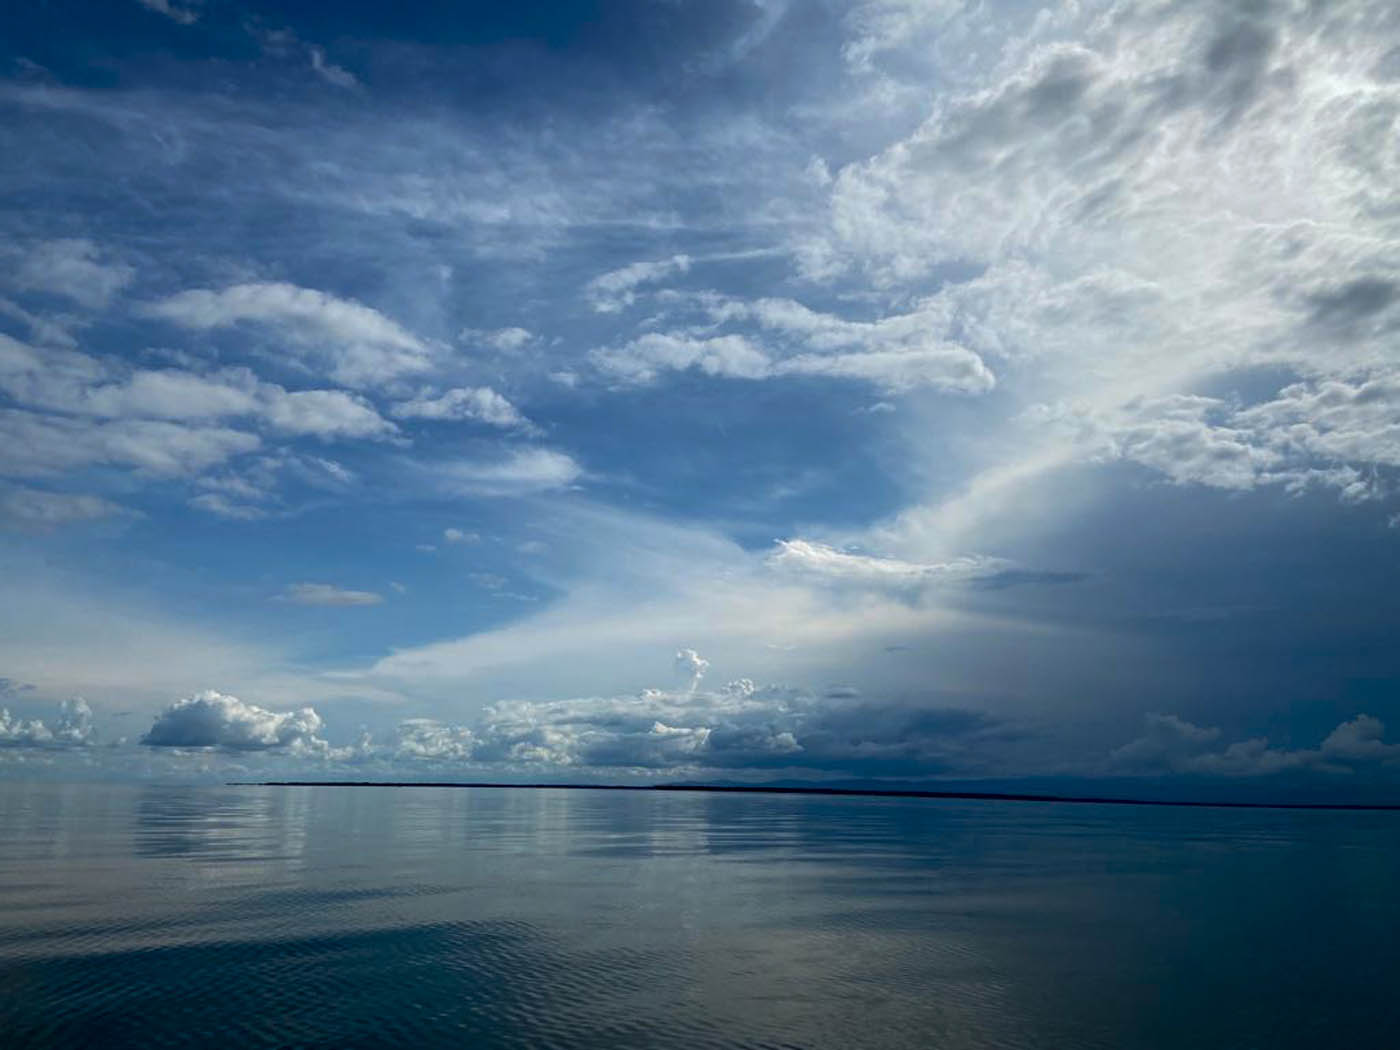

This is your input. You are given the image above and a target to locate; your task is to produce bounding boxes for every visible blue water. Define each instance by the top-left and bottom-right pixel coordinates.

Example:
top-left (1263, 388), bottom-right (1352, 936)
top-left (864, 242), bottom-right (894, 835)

top-left (1, 784), bottom-right (1397, 1048)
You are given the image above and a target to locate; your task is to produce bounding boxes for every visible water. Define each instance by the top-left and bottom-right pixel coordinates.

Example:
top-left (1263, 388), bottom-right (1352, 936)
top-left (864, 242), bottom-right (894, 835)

top-left (1, 784), bottom-right (1397, 1049)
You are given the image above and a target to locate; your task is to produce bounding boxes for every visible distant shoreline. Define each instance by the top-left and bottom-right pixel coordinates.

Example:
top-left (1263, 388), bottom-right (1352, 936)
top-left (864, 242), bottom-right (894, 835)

top-left (232, 781), bottom-right (1400, 812)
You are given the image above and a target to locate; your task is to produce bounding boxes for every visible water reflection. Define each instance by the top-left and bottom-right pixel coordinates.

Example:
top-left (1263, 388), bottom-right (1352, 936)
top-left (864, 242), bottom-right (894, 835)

top-left (1, 783), bottom-right (1398, 1049)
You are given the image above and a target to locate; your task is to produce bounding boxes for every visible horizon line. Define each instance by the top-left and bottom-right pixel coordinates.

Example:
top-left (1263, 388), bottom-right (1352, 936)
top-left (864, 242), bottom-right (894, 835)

top-left (231, 781), bottom-right (1400, 813)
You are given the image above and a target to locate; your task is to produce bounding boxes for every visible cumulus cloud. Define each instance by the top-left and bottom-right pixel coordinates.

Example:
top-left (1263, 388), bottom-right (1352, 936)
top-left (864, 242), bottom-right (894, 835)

top-left (448, 684), bottom-right (1006, 776)
top-left (585, 255), bottom-right (691, 312)
top-left (0, 698), bottom-right (95, 749)
top-left (442, 527), bottom-right (479, 544)
top-left (1112, 713), bottom-right (1400, 777)
top-left (391, 386), bottom-right (530, 428)
top-left (277, 583), bottom-right (384, 607)
top-left (141, 690), bottom-right (330, 752)
top-left (144, 282), bottom-right (433, 387)
top-left (394, 718), bottom-right (475, 761)
top-left (674, 648), bottom-right (709, 692)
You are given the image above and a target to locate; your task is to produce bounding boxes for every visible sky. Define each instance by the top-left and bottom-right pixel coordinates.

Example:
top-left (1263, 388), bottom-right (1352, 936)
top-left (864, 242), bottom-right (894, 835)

top-left (2, 0), bottom-right (1399, 794)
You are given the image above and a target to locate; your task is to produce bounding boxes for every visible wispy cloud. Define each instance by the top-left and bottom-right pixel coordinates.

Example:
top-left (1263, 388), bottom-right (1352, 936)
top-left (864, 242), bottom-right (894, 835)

top-left (276, 583), bottom-right (384, 607)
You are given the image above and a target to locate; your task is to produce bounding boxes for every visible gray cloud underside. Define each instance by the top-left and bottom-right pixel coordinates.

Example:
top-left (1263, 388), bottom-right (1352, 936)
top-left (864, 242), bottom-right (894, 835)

top-left (1112, 711), bottom-right (1400, 777)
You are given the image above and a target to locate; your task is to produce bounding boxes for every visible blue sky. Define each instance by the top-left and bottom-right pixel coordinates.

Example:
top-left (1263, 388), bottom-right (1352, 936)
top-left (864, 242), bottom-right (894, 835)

top-left (3, 0), bottom-right (1400, 792)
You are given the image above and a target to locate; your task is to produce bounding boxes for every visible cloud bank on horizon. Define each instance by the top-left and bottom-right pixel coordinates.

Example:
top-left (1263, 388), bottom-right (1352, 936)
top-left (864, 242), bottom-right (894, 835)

top-left (2, 0), bottom-right (1399, 792)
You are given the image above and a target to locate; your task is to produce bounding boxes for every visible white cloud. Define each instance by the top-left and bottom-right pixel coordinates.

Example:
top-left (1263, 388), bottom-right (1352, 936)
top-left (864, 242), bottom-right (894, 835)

top-left (0, 334), bottom-right (398, 443)
top-left (592, 298), bottom-right (995, 394)
top-left (144, 282), bottom-right (433, 387)
top-left (399, 679), bottom-right (1004, 776)
top-left (261, 389), bottom-right (398, 440)
top-left (0, 699), bottom-right (94, 749)
top-left (443, 527), bottom-right (479, 544)
top-left (593, 332), bottom-right (771, 384)
top-left (7, 239), bottom-right (134, 309)
top-left (0, 486), bottom-right (127, 529)
top-left (394, 718), bottom-right (475, 761)
top-left (766, 540), bottom-right (1075, 598)
top-left (277, 583), bottom-right (384, 607)
top-left (141, 690), bottom-right (329, 752)
top-left (793, 0), bottom-right (1400, 554)
top-left (777, 345), bottom-right (994, 394)
top-left (585, 255), bottom-right (691, 312)
top-left (0, 296), bottom-right (79, 348)
top-left (435, 448), bottom-right (583, 495)
top-left (460, 326), bottom-right (535, 352)
top-left (0, 409), bottom-right (260, 478)
top-left (674, 648), bottom-right (709, 692)
top-left (391, 386), bottom-right (529, 428)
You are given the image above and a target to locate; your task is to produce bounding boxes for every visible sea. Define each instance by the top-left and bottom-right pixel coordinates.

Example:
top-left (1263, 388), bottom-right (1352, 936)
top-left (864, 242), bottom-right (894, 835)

top-left (1, 781), bottom-right (1397, 1048)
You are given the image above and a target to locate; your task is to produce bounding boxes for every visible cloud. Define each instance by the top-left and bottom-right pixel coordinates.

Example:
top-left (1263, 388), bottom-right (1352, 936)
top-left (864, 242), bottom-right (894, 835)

top-left (309, 47), bottom-right (358, 89)
top-left (394, 718), bottom-right (475, 761)
top-left (260, 389), bottom-right (398, 440)
top-left (134, 0), bottom-right (199, 25)
top-left (185, 452), bottom-right (358, 520)
top-left (140, 690), bottom-right (329, 752)
top-left (787, 0), bottom-right (1400, 556)
top-left (0, 698), bottom-right (94, 748)
top-left (442, 683), bottom-right (1008, 776)
top-left (701, 295), bottom-right (996, 394)
top-left (593, 333), bottom-right (772, 384)
top-left (1032, 374), bottom-right (1400, 500)
top-left (391, 386), bottom-right (530, 428)
top-left (1319, 714), bottom-right (1400, 763)
top-left (591, 297), bottom-right (995, 394)
top-left (778, 345), bottom-right (995, 395)
top-left (0, 409), bottom-right (260, 478)
top-left (766, 540), bottom-right (1079, 598)
top-left (1112, 713), bottom-right (1400, 777)
top-left (769, 539), bottom-right (1009, 587)
top-left (434, 448), bottom-right (583, 495)
top-left (0, 486), bottom-right (127, 529)
top-left (144, 282), bottom-right (433, 387)
top-left (277, 583), bottom-right (384, 607)
top-left (443, 527), bottom-right (479, 544)
top-left (6, 239), bottom-right (134, 309)
top-left (0, 334), bottom-right (397, 442)
top-left (585, 255), bottom-right (691, 312)
top-left (460, 327), bottom-right (535, 352)
top-left (674, 648), bottom-right (709, 692)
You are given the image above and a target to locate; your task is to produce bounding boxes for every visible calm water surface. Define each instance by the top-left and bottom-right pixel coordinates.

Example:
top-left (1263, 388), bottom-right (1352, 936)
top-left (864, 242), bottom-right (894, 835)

top-left (1, 783), bottom-right (1398, 1048)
